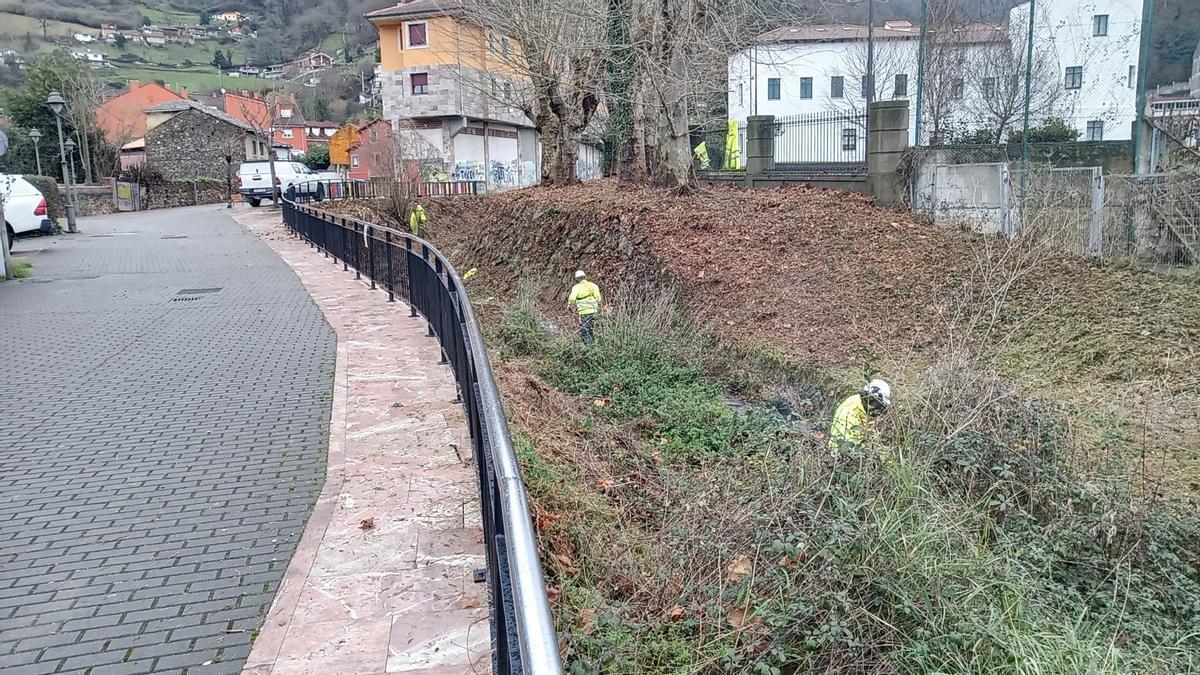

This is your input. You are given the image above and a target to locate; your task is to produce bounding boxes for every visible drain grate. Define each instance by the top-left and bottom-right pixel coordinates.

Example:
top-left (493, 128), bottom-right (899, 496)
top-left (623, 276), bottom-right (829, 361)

top-left (176, 288), bottom-right (223, 295)
top-left (161, 235), bottom-right (189, 240)
top-left (170, 296), bottom-right (200, 302)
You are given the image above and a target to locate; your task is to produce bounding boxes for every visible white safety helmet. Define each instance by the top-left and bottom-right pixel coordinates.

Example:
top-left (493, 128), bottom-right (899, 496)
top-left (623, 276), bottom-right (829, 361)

top-left (574, 270), bottom-right (587, 280)
top-left (865, 378), bottom-right (892, 409)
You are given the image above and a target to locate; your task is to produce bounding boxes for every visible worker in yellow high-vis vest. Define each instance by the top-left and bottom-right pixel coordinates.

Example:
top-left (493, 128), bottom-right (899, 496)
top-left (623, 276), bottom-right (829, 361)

top-left (408, 203), bottom-right (427, 236)
top-left (567, 269), bottom-right (602, 344)
top-left (829, 379), bottom-right (892, 454)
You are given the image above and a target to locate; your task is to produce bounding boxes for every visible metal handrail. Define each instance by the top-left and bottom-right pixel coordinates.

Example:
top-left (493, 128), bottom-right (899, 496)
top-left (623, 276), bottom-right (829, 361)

top-left (280, 182), bottom-right (563, 675)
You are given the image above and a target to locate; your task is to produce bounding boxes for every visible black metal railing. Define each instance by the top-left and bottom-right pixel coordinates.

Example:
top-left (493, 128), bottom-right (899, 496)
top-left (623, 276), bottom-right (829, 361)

top-left (282, 182), bottom-right (563, 675)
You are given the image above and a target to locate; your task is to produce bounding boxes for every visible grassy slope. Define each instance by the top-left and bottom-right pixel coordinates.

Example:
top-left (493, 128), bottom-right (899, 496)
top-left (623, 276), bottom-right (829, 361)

top-left (319, 184), bottom-right (1200, 672)
top-left (0, 4), bottom-right (271, 92)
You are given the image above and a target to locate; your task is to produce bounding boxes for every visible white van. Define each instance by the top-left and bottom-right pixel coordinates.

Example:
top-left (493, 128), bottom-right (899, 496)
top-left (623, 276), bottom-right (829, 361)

top-left (2, 175), bottom-right (53, 251)
top-left (236, 161), bottom-right (329, 207)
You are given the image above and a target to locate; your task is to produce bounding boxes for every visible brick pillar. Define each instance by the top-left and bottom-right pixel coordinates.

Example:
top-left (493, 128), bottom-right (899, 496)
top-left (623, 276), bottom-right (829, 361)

top-left (868, 100), bottom-right (910, 206)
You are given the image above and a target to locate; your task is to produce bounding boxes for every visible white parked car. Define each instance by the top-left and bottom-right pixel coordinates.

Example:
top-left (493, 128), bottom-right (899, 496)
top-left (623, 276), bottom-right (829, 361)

top-left (236, 161), bottom-right (334, 207)
top-left (2, 175), bottom-right (53, 251)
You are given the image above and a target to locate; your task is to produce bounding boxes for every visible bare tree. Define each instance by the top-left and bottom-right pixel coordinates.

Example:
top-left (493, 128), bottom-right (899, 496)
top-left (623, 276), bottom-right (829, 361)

top-left (230, 92), bottom-right (288, 204)
top-left (918, 1), bottom-right (973, 145)
top-left (458, 0), bottom-right (606, 186)
top-left (461, 0), bottom-right (779, 188)
top-left (829, 32), bottom-right (917, 126)
top-left (60, 60), bottom-right (105, 183)
top-left (965, 20), bottom-right (1063, 143)
top-left (623, 0), bottom-right (772, 188)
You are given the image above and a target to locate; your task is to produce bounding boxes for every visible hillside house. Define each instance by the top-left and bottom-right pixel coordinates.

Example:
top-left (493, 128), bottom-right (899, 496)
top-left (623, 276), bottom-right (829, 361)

top-left (143, 29), bottom-right (167, 47)
top-left (348, 119), bottom-right (393, 180)
top-left (727, 0), bottom-right (1143, 149)
top-left (305, 121), bottom-right (339, 146)
top-left (366, 0), bottom-right (539, 189)
top-left (143, 99), bottom-right (270, 179)
top-left (219, 91), bottom-right (310, 152)
top-left (71, 51), bottom-right (106, 67)
top-left (328, 124), bottom-right (359, 172)
top-left (97, 81), bottom-right (186, 144)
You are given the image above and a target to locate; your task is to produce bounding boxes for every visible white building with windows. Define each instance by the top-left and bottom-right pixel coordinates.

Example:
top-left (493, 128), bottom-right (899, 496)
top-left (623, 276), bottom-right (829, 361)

top-left (727, 0), bottom-right (1143, 156)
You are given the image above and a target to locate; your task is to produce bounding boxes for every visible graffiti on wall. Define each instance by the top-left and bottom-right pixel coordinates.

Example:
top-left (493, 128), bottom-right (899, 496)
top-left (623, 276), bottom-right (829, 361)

top-left (451, 160), bottom-right (524, 190)
top-left (453, 161), bottom-right (484, 182)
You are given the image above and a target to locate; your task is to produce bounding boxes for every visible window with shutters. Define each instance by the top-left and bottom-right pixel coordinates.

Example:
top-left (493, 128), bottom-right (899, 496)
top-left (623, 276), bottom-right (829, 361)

top-left (1092, 14), bottom-right (1108, 37)
top-left (406, 21), bottom-right (428, 48)
top-left (411, 72), bottom-right (429, 95)
top-left (800, 77), bottom-right (813, 99)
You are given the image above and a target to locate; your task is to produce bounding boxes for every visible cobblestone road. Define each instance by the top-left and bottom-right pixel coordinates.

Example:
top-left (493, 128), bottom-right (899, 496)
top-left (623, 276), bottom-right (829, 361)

top-left (0, 207), bottom-right (337, 675)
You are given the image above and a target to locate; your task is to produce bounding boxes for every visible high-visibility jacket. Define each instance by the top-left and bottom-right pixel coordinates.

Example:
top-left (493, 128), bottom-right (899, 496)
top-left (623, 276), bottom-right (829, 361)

top-left (829, 393), bottom-right (868, 449)
top-left (693, 141), bottom-right (710, 170)
top-left (568, 280), bottom-right (602, 316)
top-left (409, 204), bottom-right (427, 235)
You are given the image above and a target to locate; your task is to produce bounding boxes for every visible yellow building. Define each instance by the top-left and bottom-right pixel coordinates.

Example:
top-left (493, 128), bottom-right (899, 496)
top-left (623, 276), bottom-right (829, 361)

top-left (366, 0), bottom-right (539, 189)
top-left (328, 124), bottom-right (360, 170)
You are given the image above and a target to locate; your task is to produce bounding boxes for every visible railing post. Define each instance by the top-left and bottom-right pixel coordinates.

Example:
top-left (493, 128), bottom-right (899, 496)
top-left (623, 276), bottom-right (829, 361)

top-left (353, 222), bottom-right (361, 280)
top-left (407, 240), bottom-right (418, 318)
top-left (386, 232), bottom-right (396, 302)
top-left (368, 230), bottom-right (376, 290)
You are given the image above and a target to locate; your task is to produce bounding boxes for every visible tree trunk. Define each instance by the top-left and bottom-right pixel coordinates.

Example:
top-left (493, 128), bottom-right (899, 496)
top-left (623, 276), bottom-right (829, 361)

top-left (649, 47), bottom-right (691, 188)
top-left (76, 130), bottom-right (94, 184)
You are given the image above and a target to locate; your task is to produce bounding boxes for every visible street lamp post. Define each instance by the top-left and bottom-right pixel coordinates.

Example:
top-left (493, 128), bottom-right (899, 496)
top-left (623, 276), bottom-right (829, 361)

top-left (46, 91), bottom-right (77, 233)
top-left (29, 129), bottom-right (42, 176)
top-left (65, 138), bottom-right (78, 204)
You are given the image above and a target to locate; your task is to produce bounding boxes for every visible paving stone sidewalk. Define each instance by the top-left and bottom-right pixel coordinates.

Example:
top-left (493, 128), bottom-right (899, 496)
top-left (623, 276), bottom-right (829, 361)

top-left (233, 207), bottom-right (489, 675)
top-left (0, 207), bottom-right (336, 675)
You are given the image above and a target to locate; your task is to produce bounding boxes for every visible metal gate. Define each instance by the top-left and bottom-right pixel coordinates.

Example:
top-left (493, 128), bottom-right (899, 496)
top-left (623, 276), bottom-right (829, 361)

top-left (774, 111), bottom-right (868, 173)
top-left (115, 181), bottom-right (140, 212)
top-left (1021, 167), bottom-right (1104, 257)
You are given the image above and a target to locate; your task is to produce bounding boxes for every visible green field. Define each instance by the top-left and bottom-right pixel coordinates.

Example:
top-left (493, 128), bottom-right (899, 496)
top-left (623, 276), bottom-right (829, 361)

top-left (0, 9), bottom-right (272, 93)
top-left (102, 65), bottom-right (275, 92)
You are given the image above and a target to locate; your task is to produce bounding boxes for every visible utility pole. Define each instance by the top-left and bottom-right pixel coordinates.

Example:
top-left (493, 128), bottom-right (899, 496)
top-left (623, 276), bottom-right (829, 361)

top-left (1132, 0), bottom-right (1154, 174)
top-left (866, 0), bottom-right (876, 110)
top-left (913, 0), bottom-right (928, 146)
top-left (1020, 0), bottom-right (1037, 202)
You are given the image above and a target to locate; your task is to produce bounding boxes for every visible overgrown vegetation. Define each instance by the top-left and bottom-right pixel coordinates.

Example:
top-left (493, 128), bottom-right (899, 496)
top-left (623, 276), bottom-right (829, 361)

top-left (489, 292), bottom-right (1200, 673)
top-left (4, 260), bottom-right (32, 279)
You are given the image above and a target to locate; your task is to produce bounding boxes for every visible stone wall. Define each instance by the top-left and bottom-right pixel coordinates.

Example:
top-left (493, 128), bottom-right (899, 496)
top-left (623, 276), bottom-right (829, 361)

top-left (143, 179), bottom-right (231, 209)
top-left (75, 185), bottom-right (119, 217)
top-left (144, 108), bottom-right (250, 180)
top-left (380, 66), bottom-right (530, 129)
